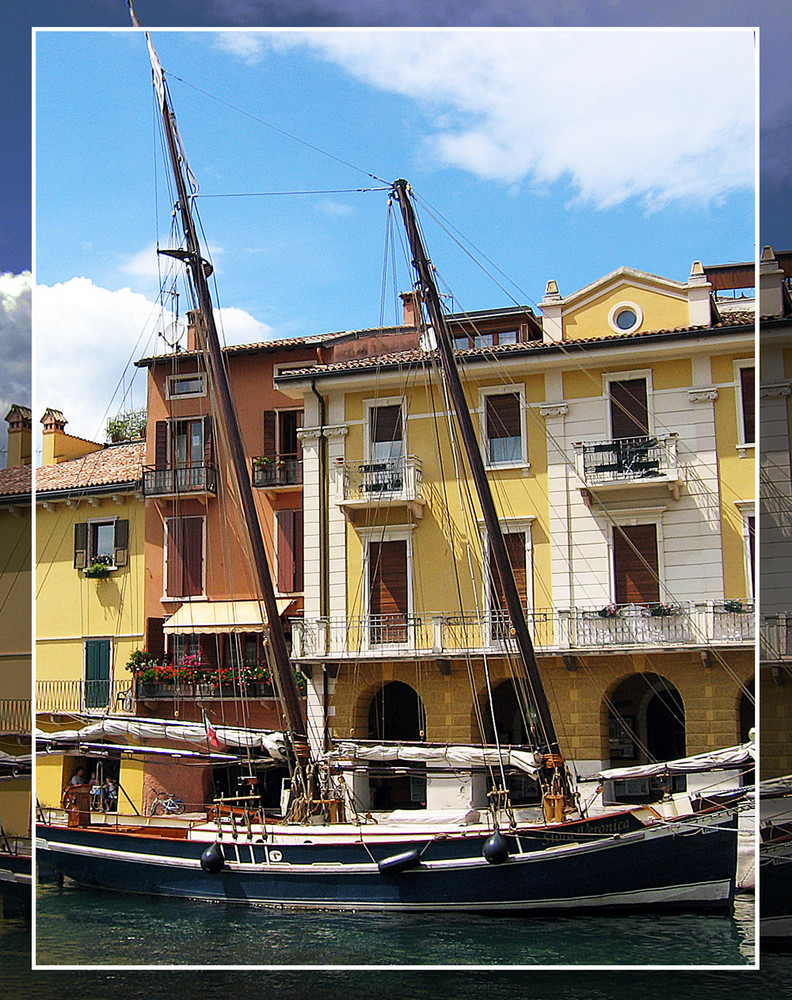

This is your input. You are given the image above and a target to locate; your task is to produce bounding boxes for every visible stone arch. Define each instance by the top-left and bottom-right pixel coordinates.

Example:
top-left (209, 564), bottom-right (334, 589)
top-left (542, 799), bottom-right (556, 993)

top-left (365, 681), bottom-right (427, 810)
top-left (738, 675), bottom-right (755, 744)
top-left (603, 672), bottom-right (685, 767)
top-left (477, 678), bottom-right (537, 746)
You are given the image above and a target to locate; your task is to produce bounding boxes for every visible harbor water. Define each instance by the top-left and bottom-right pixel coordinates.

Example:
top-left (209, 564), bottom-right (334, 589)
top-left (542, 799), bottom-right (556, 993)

top-left (34, 878), bottom-right (756, 968)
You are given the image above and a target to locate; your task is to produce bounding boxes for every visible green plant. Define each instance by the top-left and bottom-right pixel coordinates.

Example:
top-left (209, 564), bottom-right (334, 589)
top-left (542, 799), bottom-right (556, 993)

top-left (106, 408), bottom-right (147, 442)
top-left (723, 599), bottom-right (744, 613)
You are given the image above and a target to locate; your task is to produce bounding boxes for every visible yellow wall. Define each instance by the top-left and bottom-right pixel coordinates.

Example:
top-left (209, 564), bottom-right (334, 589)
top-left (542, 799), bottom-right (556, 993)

top-left (36, 493), bottom-right (145, 695)
top-left (562, 284), bottom-right (690, 342)
top-left (0, 506), bottom-right (32, 703)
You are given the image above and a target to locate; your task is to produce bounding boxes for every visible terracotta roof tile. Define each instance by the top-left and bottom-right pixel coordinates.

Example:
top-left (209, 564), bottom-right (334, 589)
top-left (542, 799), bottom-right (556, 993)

top-left (0, 465), bottom-right (32, 500)
top-left (35, 441), bottom-right (144, 496)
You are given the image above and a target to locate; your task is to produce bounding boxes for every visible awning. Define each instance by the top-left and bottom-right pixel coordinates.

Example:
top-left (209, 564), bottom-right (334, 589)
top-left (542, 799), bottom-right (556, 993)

top-left (162, 599), bottom-right (293, 634)
top-left (596, 741), bottom-right (755, 781)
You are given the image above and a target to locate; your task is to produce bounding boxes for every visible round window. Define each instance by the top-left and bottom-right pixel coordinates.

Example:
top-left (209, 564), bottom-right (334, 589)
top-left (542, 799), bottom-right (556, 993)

top-left (614, 307), bottom-right (638, 330)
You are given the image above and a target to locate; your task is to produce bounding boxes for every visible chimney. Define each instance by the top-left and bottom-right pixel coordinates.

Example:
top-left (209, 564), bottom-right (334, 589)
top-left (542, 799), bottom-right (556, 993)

top-left (40, 409), bottom-right (102, 466)
top-left (400, 291), bottom-right (422, 328)
top-left (4, 404), bottom-right (32, 468)
top-left (186, 309), bottom-right (203, 352)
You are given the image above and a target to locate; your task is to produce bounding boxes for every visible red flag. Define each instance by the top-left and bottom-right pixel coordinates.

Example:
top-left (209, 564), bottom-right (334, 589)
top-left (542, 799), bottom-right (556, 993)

top-left (201, 708), bottom-right (222, 749)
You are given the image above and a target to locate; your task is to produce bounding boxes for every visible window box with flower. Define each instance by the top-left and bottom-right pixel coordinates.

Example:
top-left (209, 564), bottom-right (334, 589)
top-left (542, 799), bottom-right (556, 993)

top-left (84, 554), bottom-right (114, 578)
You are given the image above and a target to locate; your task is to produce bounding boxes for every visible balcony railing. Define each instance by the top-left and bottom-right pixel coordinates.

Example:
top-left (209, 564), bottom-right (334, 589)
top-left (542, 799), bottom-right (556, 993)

top-left (252, 455), bottom-right (303, 488)
top-left (575, 435), bottom-right (679, 488)
top-left (291, 602), bottom-right (754, 660)
top-left (142, 464), bottom-right (218, 497)
top-left (36, 679), bottom-right (133, 715)
top-left (761, 613), bottom-right (792, 660)
top-left (0, 698), bottom-right (31, 733)
top-left (339, 457), bottom-right (423, 506)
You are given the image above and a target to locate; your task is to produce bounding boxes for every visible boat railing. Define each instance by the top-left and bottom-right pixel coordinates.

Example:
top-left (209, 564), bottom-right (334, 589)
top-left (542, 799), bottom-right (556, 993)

top-left (35, 679), bottom-right (133, 715)
top-left (142, 463), bottom-right (218, 497)
top-left (291, 601), bottom-right (754, 659)
top-left (0, 698), bottom-right (30, 734)
top-left (574, 434), bottom-right (679, 487)
top-left (339, 456), bottom-right (423, 504)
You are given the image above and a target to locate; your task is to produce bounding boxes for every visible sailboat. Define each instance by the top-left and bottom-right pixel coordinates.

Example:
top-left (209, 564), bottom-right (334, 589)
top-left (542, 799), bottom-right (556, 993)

top-left (35, 11), bottom-right (746, 914)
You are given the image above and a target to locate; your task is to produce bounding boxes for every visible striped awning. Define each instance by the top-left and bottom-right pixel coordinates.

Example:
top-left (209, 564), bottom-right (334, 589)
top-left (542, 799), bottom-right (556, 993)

top-left (162, 599), bottom-right (293, 634)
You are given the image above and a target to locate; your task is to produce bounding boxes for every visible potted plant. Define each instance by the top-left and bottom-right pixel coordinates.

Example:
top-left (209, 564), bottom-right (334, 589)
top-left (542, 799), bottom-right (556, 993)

top-left (649, 603), bottom-right (678, 617)
top-left (723, 599), bottom-right (744, 613)
top-left (597, 604), bottom-right (619, 619)
top-left (84, 554), bottom-right (113, 578)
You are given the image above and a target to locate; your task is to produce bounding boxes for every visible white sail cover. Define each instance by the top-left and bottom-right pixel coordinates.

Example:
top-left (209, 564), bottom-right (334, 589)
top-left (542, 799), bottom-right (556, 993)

top-left (328, 742), bottom-right (541, 777)
top-left (36, 718), bottom-right (288, 761)
top-left (597, 741), bottom-right (754, 781)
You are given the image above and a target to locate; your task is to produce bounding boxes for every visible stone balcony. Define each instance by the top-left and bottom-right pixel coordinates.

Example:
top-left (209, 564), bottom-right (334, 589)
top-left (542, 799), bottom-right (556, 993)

top-left (291, 601), bottom-right (754, 661)
top-left (337, 456), bottom-right (424, 520)
top-left (574, 435), bottom-right (682, 499)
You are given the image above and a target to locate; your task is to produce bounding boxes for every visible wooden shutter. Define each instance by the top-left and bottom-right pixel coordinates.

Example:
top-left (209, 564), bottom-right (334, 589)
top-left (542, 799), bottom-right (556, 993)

top-left (74, 522), bottom-right (88, 569)
top-left (146, 617), bottom-right (166, 662)
top-left (369, 540), bottom-right (408, 618)
top-left (203, 416), bottom-right (213, 466)
top-left (85, 639), bottom-right (111, 709)
top-left (155, 421), bottom-right (169, 469)
top-left (486, 393), bottom-right (521, 440)
top-left (263, 410), bottom-right (277, 459)
top-left (740, 366), bottom-right (755, 443)
top-left (491, 532), bottom-right (527, 610)
top-left (609, 379), bottom-right (649, 439)
top-left (613, 524), bottom-right (660, 604)
top-left (276, 509), bottom-right (295, 592)
top-left (113, 519), bottom-right (129, 567)
top-left (293, 508), bottom-right (304, 592)
top-left (166, 517), bottom-right (203, 598)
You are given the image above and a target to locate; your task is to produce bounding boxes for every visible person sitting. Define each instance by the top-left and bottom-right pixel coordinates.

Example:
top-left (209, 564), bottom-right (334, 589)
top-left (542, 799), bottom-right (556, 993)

top-left (69, 766), bottom-right (87, 786)
top-left (101, 777), bottom-right (118, 813)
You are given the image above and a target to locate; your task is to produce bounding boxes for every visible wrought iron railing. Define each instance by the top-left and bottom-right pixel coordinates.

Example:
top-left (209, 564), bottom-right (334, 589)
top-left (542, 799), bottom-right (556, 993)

top-left (575, 435), bottom-right (679, 486)
top-left (142, 464), bottom-right (218, 497)
top-left (252, 455), bottom-right (303, 488)
top-left (291, 602), bottom-right (754, 659)
top-left (35, 679), bottom-right (133, 714)
top-left (339, 456), bottom-right (423, 503)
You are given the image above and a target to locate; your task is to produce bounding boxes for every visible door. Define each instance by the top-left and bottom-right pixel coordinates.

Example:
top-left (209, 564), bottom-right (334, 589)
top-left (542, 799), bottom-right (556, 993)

top-left (85, 638), bottom-right (111, 710)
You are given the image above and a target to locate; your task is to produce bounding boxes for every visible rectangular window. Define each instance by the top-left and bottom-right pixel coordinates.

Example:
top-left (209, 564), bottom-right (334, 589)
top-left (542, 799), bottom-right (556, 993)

top-left (165, 516), bottom-right (204, 598)
top-left (485, 391), bottom-right (522, 465)
top-left (166, 373), bottom-right (206, 399)
top-left (368, 538), bottom-right (409, 644)
top-left (613, 524), bottom-right (660, 604)
top-left (369, 404), bottom-right (404, 463)
top-left (85, 638), bottom-right (111, 710)
top-left (74, 519), bottom-right (129, 570)
top-left (738, 365), bottom-right (755, 445)
top-left (609, 378), bottom-right (649, 439)
top-left (276, 508), bottom-right (304, 593)
top-left (262, 409), bottom-right (304, 460)
top-left (489, 531), bottom-right (528, 641)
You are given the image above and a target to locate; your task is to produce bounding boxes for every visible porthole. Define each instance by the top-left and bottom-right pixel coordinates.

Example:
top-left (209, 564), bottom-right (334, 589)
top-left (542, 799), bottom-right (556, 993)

top-left (608, 301), bottom-right (643, 334)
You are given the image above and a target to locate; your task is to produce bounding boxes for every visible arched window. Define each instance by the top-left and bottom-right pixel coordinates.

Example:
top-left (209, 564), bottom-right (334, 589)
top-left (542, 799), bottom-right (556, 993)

top-left (367, 682), bottom-right (426, 810)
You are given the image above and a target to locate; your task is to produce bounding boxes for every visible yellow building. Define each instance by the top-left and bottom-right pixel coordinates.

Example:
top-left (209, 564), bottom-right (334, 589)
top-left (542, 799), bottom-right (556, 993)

top-left (35, 409), bottom-right (146, 812)
top-left (281, 260), bottom-right (754, 809)
top-left (0, 406), bottom-right (32, 847)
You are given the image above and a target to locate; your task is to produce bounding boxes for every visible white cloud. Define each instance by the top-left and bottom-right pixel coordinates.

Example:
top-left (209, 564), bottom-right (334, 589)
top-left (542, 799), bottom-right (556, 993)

top-left (34, 278), bottom-right (276, 453)
top-left (0, 272), bottom-right (32, 462)
top-left (264, 29), bottom-right (754, 210)
top-left (214, 32), bottom-right (269, 65)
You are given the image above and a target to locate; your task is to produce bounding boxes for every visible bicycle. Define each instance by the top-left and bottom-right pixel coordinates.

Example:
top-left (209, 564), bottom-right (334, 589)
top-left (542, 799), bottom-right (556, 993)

top-left (149, 789), bottom-right (186, 816)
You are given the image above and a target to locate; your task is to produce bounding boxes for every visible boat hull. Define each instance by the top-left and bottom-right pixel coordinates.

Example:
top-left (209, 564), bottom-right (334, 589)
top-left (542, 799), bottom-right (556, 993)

top-left (36, 815), bottom-right (738, 914)
top-left (0, 851), bottom-right (32, 916)
top-left (760, 837), bottom-right (792, 943)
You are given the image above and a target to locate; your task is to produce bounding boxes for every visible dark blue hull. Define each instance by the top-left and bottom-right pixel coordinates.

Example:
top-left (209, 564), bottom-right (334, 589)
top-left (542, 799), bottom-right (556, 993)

top-left (0, 851), bottom-right (31, 916)
top-left (36, 815), bottom-right (738, 914)
top-left (760, 837), bottom-right (792, 941)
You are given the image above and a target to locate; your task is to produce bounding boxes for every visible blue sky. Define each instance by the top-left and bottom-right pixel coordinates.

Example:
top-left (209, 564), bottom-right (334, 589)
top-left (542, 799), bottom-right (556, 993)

top-left (33, 27), bottom-right (755, 445)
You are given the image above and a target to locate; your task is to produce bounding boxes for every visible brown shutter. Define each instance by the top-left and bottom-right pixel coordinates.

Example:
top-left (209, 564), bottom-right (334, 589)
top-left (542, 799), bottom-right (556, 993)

top-left (276, 509), bottom-right (295, 592)
top-left (610, 379), bottom-right (649, 439)
top-left (369, 540), bottom-right (408, 617)
top-left (491, 531), bottom-right (527, 610)
top-left (166, 519), bottom-right (182, 597)
top-left (113, 519), bottom-right (130, 567)
top-left (486, 393), bottom-right (521, 439)
top-left (263, 410), bottom-right (277, 459)
top-left (155, 421), bottom-right (169, 469)
top-left (613, 524), bottom-right (660, 604)
top-left (74, 522), bottom-right (88, 569)
top-left (203, 416), bottom-right (213, 466)
top-left (166, 517), bottom-right (203, 598)
top-left (146, 617), bottom-right (165, 661)
top-left (740, 366), bottom-right (754, 443)
top-left (293, 508), bottom-right (304, 592)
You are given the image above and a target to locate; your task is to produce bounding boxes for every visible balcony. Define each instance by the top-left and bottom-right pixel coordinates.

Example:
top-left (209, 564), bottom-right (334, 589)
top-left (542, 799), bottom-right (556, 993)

top-left (252, 454), bottom-right (303, 490)
top-left (575, 435), bottom-right (681, 498)
top-left (337, 457), bottom-right (424, 519)
top-left (135, 679), bottom-right (275, 701)
top-left (760, 613), bottom-right (792, 661)
top-left (291, 601), bottom-right (754, 661)
top-left (142, 464), bottom-right (218, 498)
top-left (0, 698), bottom-right (31, 734)
top-left (36, 680), bottom-right (133, 715)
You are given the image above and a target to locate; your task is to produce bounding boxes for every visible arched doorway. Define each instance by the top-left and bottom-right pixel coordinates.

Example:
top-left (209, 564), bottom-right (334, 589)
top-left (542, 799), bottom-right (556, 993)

top-left (603, 672), bottom-right (686, 804)
top-left (367, 681), bottom-right (426, 810)
top-left (739, 677), bottom-right (755, 744)
top-left (479, 679), bottom-right (540, 805)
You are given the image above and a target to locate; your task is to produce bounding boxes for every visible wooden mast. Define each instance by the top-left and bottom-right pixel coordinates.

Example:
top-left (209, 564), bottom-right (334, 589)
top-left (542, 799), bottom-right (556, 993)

top-left (133, 10), bottom-right (307, 743)
top-left (391, 179), bottom-right (563, 764)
